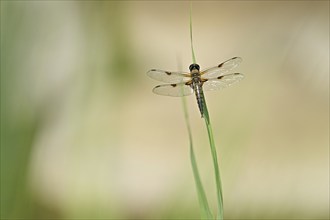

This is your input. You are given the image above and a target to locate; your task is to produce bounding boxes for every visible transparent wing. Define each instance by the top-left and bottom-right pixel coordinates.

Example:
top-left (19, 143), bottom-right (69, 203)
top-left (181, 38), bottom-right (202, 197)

top-left (201, 57), bottom-right (242, 79)
top-left (147, 69), bottom-right (191, 83)
top-left (202, 73), bottom-right (244, 91)
top-left (152, 83), bottom-right (193, 97)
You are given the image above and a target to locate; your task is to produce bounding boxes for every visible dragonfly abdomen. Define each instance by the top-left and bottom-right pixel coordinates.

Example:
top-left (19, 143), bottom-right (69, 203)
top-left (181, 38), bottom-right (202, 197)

top-left (192, 80), bottom-right (205, 118)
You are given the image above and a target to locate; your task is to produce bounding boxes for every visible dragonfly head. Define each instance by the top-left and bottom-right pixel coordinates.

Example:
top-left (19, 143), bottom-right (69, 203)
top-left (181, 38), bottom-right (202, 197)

top-left (189, 63), bottom-right (200, 72)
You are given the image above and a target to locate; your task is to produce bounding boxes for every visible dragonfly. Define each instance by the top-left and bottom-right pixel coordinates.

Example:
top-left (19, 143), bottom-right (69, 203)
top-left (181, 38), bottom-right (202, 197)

top-left (147, 57), bottom-right (244, 117)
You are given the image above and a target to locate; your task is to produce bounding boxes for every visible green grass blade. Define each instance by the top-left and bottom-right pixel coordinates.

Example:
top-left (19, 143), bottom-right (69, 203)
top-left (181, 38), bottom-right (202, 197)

top-left (188, 3), bottom-right (214, 219)
top-left (203, 102), bottom-right (224, 220)
top-left (190, 3), bottom-right (196, 64)
top-left (181, 92), bottom-right (213, 219)
top-left (189, 2), bottom-right (223, 219)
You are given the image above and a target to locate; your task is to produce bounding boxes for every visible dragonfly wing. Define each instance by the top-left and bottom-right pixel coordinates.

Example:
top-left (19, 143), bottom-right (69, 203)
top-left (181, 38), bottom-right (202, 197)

top-left (201, 57), bottom-right (242, 79)
top-left (147, 69), bottom-right (191, 83)
top-left (202, 73), bottom-right (244, 91)
top-left (153, 82), bottom-right (193, 97)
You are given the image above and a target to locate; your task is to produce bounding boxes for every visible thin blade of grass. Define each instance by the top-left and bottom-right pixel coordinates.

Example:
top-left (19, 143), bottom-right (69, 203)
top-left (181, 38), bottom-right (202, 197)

top-left (181, 91), bottom-right (213, 219)
top-left (189, 2), bottom-right (223, 219)
top-left (188, 3), bottom-right (214, 219)
top-left (190, 3), bottom-right (196, 64)
top-left (203, 103), bottom-right (224, 220)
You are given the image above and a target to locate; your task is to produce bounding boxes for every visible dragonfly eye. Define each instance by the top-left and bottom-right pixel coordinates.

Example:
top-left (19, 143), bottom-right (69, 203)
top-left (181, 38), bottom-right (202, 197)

top-left (189, 63), bottom-right (200, 71)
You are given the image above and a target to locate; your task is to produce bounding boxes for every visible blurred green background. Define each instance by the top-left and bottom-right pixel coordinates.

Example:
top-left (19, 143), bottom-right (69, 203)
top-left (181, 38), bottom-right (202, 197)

top-left (1, 1), bottom-right (329, 219)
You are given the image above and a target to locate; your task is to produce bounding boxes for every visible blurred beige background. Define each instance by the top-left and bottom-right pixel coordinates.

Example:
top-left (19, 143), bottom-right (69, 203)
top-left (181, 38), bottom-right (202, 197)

top-left (1, 1), bottom-right (329, 219)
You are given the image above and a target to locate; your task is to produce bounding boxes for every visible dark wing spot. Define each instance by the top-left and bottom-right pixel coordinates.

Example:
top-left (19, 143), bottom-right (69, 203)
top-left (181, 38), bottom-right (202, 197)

top-left (171, 84), bottom-right (177, 87)
top-left (165, 71), bottom-right (172, 75)
top-left (218, 62), bottom-right (224, 68)
top-left (150, 69), bottom-right (156, 71)
top-left (232, 57), bottom-right (238, 59)
top-left (185, 80), bottom-right (193, 85)
top-left (155, 85), bottom-right (161, 88)
top-left (234, 72), bottom-right (240, 75)
top-left (217, 76), bottom-right (224, 79)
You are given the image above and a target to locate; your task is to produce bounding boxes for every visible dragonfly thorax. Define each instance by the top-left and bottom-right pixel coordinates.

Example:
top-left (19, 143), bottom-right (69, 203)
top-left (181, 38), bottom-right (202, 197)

top-left (191, 71), bottom-right (200, 78)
